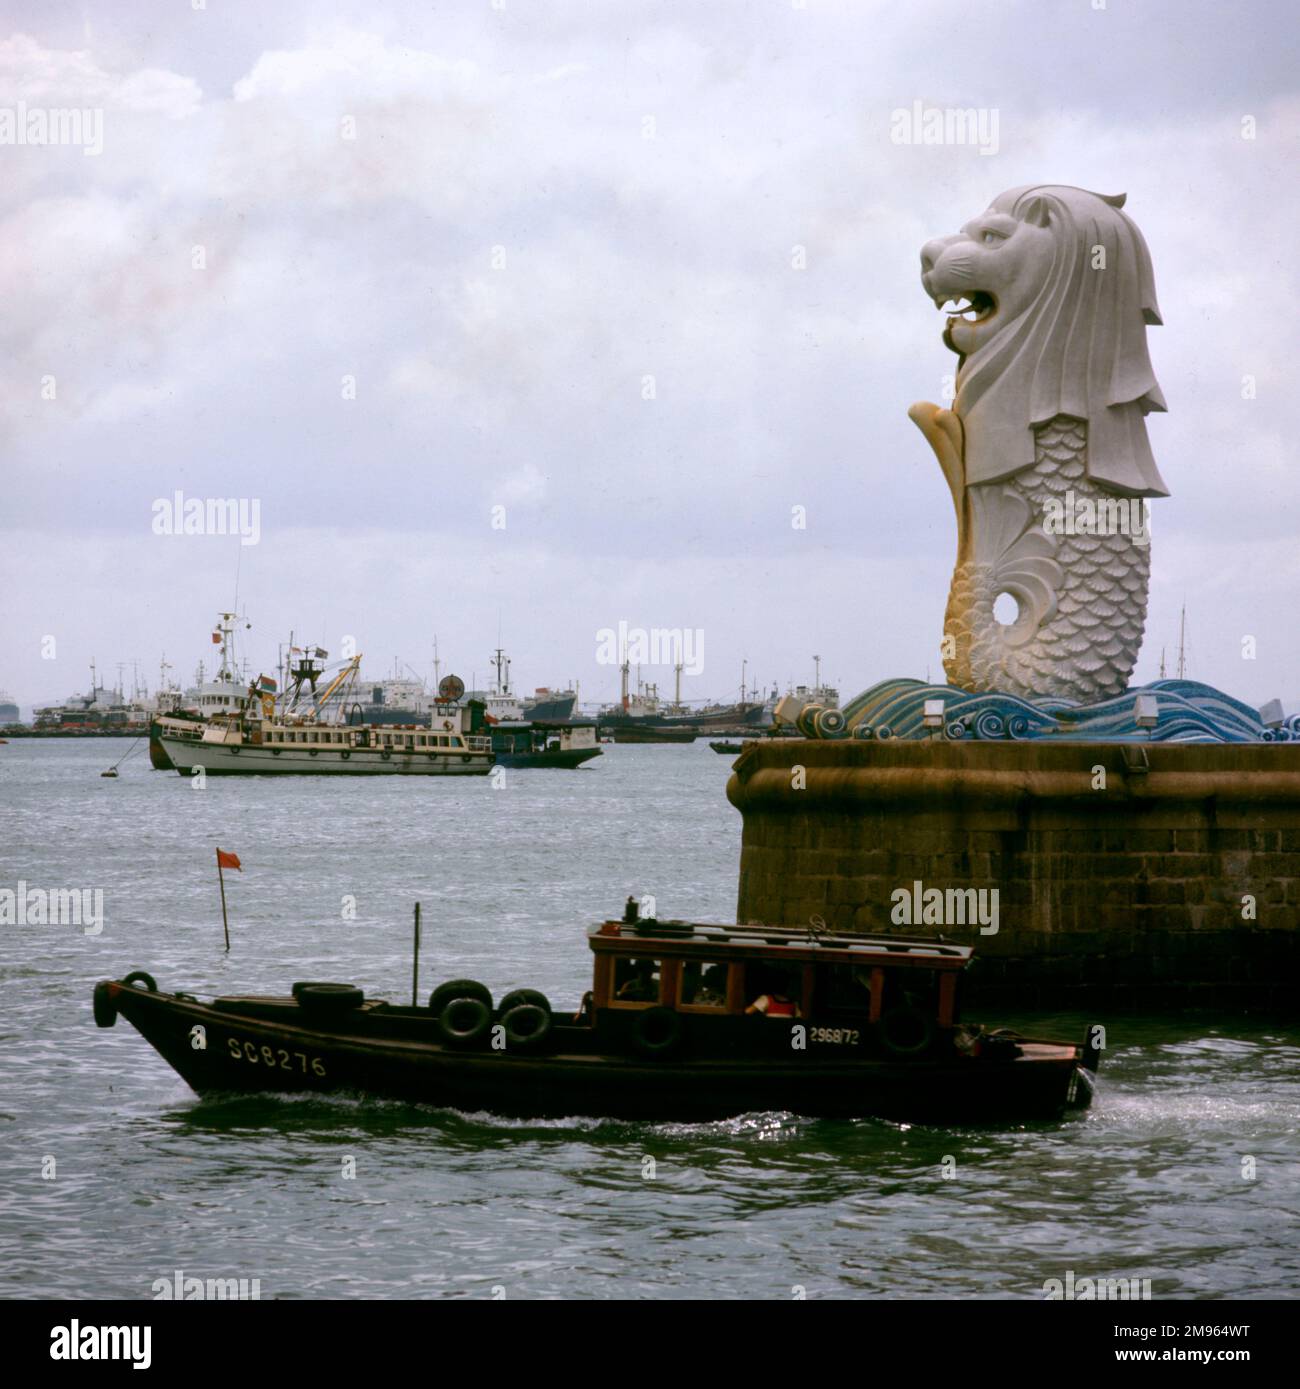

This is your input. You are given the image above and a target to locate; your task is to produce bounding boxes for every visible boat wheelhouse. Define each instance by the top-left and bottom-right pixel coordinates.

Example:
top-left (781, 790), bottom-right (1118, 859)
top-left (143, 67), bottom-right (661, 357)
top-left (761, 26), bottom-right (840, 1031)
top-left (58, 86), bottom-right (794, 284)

top-left (94, 906), bottom-right (1098, 1122)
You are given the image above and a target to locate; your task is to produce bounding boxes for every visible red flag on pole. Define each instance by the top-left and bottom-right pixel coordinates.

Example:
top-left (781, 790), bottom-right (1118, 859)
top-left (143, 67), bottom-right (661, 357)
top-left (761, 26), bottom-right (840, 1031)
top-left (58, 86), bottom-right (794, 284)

top-left (216, 849), bottom-right (241, 871)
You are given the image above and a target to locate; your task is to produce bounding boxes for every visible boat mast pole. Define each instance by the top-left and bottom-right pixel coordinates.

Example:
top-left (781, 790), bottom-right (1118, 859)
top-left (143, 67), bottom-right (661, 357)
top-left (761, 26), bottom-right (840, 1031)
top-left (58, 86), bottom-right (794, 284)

top-left (216, 849), bottom-right (231, 952)
top-left (411, 902), bottom-right (421, 1007)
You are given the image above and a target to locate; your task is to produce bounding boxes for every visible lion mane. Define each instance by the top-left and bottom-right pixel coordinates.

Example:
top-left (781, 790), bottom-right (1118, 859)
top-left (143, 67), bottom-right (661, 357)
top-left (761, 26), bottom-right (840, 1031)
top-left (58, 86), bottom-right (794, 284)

top-left (955, 184), bottom-right (1169, 498)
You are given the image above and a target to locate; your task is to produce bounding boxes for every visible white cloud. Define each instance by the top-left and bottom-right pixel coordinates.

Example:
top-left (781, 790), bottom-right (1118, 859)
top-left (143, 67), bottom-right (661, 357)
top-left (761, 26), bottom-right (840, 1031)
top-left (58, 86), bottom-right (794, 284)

top-left (1, 8), bottom-right (1297, 712)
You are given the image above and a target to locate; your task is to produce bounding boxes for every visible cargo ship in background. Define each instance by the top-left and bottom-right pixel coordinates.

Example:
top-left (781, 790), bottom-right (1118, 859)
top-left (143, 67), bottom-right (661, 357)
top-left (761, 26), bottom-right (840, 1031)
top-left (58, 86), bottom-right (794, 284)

top-left (596, 662), bottom-right (778, 740)
top-left (320, 648), bottom-right (577, 726)
top-left (23, 659), bottom-right (185, 737)
top-left (595, 657), bottom-right (841, 742)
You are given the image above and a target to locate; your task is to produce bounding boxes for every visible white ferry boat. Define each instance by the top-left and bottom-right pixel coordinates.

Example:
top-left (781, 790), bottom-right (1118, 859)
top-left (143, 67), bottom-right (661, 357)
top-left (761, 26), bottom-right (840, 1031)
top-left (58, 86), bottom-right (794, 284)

top-left (155, 653), bottom-right (492, 776)
top-left (157, 711), bottom-right (492, 776)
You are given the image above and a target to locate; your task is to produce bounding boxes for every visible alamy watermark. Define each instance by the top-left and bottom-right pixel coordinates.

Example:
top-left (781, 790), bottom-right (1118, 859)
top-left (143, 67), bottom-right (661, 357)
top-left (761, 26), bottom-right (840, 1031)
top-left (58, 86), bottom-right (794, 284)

top-left (1043, 1269), bottom-right (1152, 1300)
top-left (595, 621), bottom-right (704, 676)
top-left (889, 102), bottom-right (999, 156)
top-left (50, 1323), bottom-right (150, 1368)
top-left (1042, 490), bottom-right (1151, 548)
top-left (889, 880), bottom-right (999, 935)
top-left (152, 1269), bottom-right (262, 1300)
top-left (152, 491), bottom-right (261, 546)
top-left (0, 882), bottom-right (103, 935)
top-left (0, 102), bottom-right (103, 156)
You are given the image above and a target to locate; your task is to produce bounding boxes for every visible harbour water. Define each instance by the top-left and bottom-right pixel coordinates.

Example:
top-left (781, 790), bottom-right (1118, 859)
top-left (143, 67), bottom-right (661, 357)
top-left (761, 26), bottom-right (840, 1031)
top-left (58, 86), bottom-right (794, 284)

top-left (1, 740), bottom-right (1297, 1299)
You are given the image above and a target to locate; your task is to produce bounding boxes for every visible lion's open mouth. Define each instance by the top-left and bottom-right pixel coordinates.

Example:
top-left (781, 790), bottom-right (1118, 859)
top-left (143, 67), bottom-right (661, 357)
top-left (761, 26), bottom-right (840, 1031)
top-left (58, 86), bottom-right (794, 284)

top-left (935, 290), bottom-right (996, 323)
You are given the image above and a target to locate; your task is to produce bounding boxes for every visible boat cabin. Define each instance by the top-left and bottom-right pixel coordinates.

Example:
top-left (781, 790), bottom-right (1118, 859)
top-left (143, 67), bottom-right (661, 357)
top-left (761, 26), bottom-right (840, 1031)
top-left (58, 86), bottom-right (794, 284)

top-left (587, 912), bottom-right (973, 1059)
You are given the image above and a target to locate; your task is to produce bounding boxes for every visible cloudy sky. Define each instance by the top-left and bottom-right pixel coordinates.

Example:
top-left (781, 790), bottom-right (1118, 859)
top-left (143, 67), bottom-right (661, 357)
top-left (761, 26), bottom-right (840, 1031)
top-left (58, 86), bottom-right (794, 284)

top-left (2, 0), bottom-right (1297, 713)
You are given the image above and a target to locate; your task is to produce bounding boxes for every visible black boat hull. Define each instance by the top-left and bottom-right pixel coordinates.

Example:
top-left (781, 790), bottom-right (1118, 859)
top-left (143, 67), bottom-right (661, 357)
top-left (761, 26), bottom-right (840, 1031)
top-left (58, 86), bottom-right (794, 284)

top-left (95, 981), bottom-right (1090, 1123)
top-left (494, 748), bottom-right (601, 769)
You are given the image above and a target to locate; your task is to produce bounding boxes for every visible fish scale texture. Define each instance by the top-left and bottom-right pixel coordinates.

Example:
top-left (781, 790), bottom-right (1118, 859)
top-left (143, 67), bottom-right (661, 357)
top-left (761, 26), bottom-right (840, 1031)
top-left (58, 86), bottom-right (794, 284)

top-left (944, 417), bottom-right (1150, 702)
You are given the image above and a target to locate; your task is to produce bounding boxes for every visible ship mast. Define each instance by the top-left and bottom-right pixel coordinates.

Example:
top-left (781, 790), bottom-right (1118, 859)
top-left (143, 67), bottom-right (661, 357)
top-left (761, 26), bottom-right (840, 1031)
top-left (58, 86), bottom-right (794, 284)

top-left (1176, 603), bottom-right (1187, 680)
top-left (214, 611), bottom-right (239, 684)
top-left (491, 647), bottom-right (511, 696)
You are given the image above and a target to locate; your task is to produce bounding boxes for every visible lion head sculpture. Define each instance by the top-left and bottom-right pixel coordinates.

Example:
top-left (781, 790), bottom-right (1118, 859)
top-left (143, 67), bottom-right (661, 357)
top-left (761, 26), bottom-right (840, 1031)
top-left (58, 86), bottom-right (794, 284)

top-left (919, 184), bottom-right (1168, 497)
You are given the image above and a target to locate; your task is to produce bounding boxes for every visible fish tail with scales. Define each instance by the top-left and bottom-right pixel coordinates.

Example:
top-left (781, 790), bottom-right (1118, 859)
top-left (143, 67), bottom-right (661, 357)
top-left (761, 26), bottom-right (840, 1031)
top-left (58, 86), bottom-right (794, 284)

top-left (941, 417), bottom-right (1151, 702)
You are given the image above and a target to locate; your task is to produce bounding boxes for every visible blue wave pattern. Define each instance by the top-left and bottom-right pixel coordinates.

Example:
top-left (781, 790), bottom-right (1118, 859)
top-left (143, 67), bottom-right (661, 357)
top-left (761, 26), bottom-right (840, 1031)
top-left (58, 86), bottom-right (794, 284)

top-left (794, 678), bottom-right (1299, 744)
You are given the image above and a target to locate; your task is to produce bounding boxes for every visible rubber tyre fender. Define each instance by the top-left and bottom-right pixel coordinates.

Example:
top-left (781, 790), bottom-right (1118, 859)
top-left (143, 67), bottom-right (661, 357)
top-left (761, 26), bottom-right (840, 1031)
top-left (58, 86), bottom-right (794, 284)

top-left (499, 1003), bottom-right (552, 1051)
top-left (631, 1006), bottom-right (683, 1059)
top-left (876, 1006), bottom-right (935, 1059)
top-left (93, 981), bottom-right (118, 1028)
top-left (428, 979), bottom-right (493, 1014)
top-left (123, 970), bottom-right (157, 992)
top-left (437, 997), bottom-right (492, 1047)
top-left (497, 988), bottom-right (551, 1018)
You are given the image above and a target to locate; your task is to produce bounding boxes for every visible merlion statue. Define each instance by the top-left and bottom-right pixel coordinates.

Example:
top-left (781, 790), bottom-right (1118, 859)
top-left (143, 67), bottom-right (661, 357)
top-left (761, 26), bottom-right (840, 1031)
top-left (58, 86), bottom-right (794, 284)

top-left (909, 184), bottom-right (1168, 702)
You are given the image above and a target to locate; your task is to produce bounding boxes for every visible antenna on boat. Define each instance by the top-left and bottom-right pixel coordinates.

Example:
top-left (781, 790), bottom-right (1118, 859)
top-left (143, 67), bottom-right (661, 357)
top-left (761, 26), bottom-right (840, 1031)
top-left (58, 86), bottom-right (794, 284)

top-left (1176, 600), bottom-right (1187, 680)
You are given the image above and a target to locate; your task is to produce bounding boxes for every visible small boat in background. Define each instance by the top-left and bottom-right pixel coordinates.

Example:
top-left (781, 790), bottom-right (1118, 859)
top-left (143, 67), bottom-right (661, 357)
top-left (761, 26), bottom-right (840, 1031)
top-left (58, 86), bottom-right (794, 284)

top-left (710, 741), bottom-right (743, 754)
top-left (490, 721), bottom-right (602, 769)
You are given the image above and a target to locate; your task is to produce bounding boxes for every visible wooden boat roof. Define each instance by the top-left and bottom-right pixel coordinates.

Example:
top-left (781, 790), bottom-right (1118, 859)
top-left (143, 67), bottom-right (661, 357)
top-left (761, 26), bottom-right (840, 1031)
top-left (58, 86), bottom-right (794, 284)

top-left (588, 919), bottom-right (971, 971)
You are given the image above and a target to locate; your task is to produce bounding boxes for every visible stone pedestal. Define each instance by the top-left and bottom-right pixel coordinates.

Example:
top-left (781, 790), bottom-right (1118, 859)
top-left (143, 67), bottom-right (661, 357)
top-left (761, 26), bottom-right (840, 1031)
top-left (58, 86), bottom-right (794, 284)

top-left (726, 740), bottom-right (1300, 1012)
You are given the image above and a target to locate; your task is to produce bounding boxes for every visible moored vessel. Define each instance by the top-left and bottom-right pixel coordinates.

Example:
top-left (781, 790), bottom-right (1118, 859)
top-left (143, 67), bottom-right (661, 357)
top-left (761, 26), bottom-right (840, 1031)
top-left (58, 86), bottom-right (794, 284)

top-left (489, 720), bottom-right (602, 769)
top-left (156, 654), bottom-right (492, 776)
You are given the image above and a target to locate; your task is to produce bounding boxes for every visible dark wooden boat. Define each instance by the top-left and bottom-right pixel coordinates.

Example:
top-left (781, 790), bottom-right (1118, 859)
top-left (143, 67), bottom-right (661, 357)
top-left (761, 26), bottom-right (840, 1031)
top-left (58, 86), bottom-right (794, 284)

top-left (710, 741), bottom-right (743, 754)
top-left (491, 721), bottom-right (602, 769)
top-left (94, 910), bottom-right (1098, 1123)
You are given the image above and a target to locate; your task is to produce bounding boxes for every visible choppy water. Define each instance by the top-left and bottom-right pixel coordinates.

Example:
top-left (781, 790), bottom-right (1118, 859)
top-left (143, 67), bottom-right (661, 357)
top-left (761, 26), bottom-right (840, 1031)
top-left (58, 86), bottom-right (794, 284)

top-left (1, 739), bottom-right (1297, 1299)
